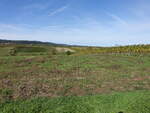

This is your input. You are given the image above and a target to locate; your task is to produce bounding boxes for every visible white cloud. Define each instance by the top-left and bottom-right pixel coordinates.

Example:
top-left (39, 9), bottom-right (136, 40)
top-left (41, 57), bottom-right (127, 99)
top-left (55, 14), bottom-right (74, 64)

top-left (106, 12), bottom-right (128, 25)
top-left (49, 5), bottom-right (68, 16)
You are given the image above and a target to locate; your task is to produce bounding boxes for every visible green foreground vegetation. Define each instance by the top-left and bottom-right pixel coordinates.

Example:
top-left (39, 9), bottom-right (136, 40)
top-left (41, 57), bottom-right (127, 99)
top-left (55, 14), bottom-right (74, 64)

top-left (0, 91), bottom-right (150, 113)
top-left (0, 43), bottom-right (150, 113)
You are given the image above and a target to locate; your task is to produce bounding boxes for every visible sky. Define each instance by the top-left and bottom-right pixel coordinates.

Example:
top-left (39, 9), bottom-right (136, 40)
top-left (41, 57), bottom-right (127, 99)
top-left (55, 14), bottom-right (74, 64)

top-left (0, 0), bottom-right (150, 46)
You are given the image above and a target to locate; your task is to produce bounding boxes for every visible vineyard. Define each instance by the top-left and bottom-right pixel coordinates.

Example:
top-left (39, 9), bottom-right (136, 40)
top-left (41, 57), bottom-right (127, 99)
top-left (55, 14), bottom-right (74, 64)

top-left (71, 44), bottom-right (150, 55)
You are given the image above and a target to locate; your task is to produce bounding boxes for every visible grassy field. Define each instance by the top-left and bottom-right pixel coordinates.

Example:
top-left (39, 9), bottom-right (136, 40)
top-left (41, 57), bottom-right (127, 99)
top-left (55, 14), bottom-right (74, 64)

top-left (0, 91), bottom-right (150, 113)
top-left (0, 44), bottom-right (150, 113)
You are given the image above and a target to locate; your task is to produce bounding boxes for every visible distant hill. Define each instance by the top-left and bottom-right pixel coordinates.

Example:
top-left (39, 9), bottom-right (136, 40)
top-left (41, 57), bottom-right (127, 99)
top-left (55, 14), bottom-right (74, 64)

top-left (0, 39), bottom-right (68, 46)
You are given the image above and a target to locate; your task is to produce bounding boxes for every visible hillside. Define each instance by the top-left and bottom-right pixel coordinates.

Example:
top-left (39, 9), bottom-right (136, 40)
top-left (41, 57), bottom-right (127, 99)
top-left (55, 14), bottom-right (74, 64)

top-left (0, 39), bottom-right (69, 46)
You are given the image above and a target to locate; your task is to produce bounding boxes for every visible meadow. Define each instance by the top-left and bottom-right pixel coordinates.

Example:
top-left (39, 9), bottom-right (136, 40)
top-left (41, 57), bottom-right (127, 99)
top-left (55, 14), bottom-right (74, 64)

top-left (0, 44), bottom-right (150, 113)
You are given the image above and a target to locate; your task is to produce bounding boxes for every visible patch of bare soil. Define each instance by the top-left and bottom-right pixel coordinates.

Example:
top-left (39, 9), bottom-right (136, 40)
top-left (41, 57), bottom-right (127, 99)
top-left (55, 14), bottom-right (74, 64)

top-left (0, 73), bottom-right (149, 101)
top-left (56, 47), bottom-right (75, 53)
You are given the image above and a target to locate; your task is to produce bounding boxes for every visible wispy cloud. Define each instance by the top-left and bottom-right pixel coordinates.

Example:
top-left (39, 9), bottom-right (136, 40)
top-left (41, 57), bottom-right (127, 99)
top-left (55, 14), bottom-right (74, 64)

top-left (106, 12), bottom-right (128, 25)
top-left (49, 5), bottom-right (69, 16)
top-left (1, 20), bottom-right (150, 46)
top-left (1, 6), bottom-right (150, 47)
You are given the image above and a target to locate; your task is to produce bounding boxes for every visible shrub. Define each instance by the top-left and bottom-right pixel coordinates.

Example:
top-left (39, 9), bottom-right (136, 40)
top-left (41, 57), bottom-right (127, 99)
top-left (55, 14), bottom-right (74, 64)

top-left (9, 48), bottom-right (16, 56)
top-left (15, 46), bottom-right (47, 53)
top-left (66, 51), bottom-right (72, 55)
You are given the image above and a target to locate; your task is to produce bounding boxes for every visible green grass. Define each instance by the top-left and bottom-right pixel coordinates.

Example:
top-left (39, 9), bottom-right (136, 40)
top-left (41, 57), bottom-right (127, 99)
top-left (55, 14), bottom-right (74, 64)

top-left (15, 46), bottom-right (47, 53)
top-left (0, 53), bottom-right (150, 98)
top-left (0, 44), bottom-right (150, 113)
top-left (0, 91), bottom-right (150, 113)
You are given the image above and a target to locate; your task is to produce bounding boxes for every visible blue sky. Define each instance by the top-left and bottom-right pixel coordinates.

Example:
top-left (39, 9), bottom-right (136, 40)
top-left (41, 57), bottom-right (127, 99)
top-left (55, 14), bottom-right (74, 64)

top-left (0, 0), bottom-right (150, 46)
